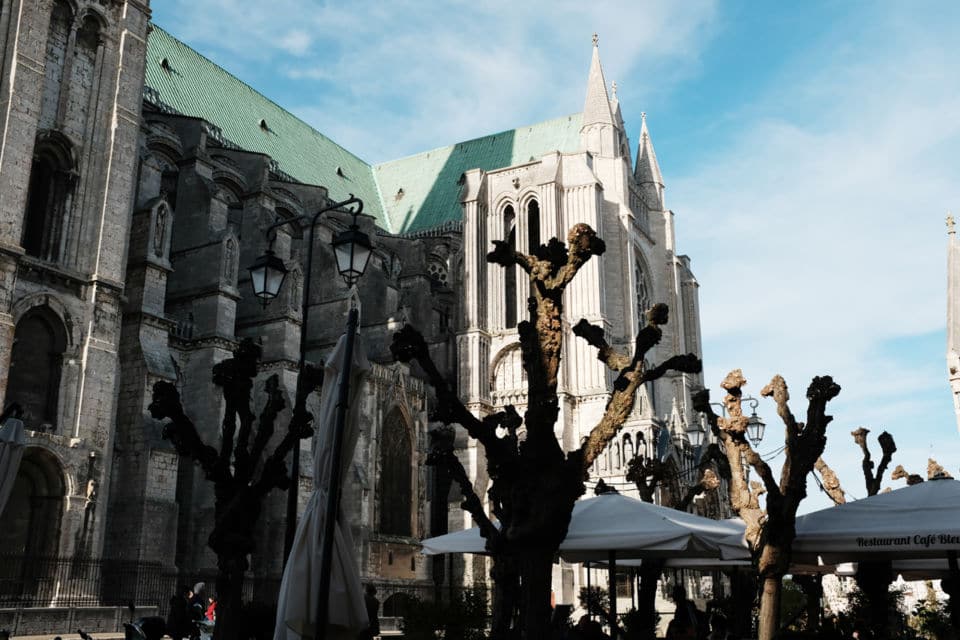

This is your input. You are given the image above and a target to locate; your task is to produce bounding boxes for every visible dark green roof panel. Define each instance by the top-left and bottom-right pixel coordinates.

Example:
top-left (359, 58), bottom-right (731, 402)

top-left (374, 115), bottom-right (583, 234)
top-left (144, 26), bottom-right (387, 228)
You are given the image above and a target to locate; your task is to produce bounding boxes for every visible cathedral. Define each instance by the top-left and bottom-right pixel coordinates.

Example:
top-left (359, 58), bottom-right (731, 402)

top-left (0, 0), bottom-right (712, 631)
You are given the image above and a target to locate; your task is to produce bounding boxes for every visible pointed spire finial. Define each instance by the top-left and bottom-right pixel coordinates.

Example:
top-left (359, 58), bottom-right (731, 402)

top-left (611, 81), bottom-right (618, 98)
top-left (948, 212), bottom-right (956, 235)
top-left (592, 33), bottom-right (599, 47)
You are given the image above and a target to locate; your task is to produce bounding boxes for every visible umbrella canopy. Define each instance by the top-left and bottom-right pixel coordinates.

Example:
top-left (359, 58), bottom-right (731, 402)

top-left (421, 493), bottom-right (750, 561)
top-left (274, 332), bottom-right (371, 640)
top-left (794, 478), bottom-right (960, 564)
top-left (0, 417), bottom-right (25, 518)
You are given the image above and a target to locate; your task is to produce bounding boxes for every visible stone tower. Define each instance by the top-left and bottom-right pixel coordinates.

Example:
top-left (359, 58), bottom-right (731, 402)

top-left (452, 37), bottom-right (708, 602)
top-left (0, 0), bottom-right (151, 561)
top-left (946, 214), bottom-right (960, 433)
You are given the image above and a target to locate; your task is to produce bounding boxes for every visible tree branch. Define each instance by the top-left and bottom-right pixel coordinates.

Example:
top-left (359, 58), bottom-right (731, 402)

top-left (149, 381), bottom-right (226, 483)
top-left (427, 427), bottom-right (502, 548)
top-left (572, 319), bottom-right (631, 372)
top-left (391, 325), bottom-right (499, 450)
top-left (814, 456), bottom-right (846, 504)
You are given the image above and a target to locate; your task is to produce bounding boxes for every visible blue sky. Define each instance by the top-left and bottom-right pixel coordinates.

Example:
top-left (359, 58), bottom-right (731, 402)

top-left (151, 1), bottom-right (960, 511)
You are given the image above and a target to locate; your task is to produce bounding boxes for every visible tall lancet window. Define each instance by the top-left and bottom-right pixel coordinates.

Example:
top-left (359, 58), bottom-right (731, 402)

top-left (527, 200), bottom-right (540, 251)
top-left (504, 205), bottom-right (517, 329)
top-left (379, 411), bottom-right (412, 536)
top-left (635, 255), bottom-right (651, 328)
top-left (22, 137), bottom-right (74, 263)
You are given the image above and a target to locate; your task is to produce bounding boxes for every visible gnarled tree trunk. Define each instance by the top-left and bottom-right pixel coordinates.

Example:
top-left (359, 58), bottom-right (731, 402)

top-left (694, 370), bottom-right (841, 640)
top-left (398, 225), bottom-right (701, 639)
top-left (149, 340), bottom-right (313, 640)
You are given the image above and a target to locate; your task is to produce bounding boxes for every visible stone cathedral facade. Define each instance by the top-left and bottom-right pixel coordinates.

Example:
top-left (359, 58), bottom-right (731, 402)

top-left (0, 0), bottom-right (712, 622)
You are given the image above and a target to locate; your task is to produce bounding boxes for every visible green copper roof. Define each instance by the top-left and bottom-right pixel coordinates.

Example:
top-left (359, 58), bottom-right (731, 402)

top-left (144, 26), bottom-right (585, 235)
top-left (143, 27), bottom-right (387, 228)
top-left (374, 115), bottom-right (583, 234)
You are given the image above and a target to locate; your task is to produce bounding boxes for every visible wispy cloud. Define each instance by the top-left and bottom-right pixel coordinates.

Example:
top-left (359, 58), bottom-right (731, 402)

top-left (670, 5), bottom-right (960, 500)
top-left (151, 0), bottom-right (719, 161)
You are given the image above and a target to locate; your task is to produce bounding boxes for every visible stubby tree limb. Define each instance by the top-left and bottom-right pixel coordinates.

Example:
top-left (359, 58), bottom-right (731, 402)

top-left (578, 304), bottom-right (701, 468)
top-left (814, 457), bottom-right (846, 504)
top-left (851, 427), bottom-right (898, 496)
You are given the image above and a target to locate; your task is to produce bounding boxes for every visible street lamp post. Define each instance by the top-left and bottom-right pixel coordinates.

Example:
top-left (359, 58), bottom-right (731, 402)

top-left (707, 396), bottom-right (766, 479)
top-left (247, 195), bottom-right (370, 565)
top-left (707, 397), bottom-right (765, 446)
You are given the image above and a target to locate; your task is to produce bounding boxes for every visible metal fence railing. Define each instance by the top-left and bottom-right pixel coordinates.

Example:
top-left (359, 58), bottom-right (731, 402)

top-left (0, 555), bottom-right (178, 615)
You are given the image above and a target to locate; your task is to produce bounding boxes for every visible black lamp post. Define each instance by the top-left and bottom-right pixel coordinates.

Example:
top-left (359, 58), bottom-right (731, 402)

top-left (247, 195), bottom-right (369, 567)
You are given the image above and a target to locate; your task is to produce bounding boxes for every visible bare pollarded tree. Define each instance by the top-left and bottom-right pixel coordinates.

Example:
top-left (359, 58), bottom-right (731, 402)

top-left (148, 339), bottom-right (318, 640)
top-left (693, 369), bottom-right (841, 640)
top-left (392, 224), bottom-right (701, 640)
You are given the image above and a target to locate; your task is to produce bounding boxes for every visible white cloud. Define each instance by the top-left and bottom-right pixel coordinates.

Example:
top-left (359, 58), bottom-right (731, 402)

top-left (278, 29), bottom-right (312, 57)
top-left (669, 6), bottom-right (960, 505)
top-left (151, 0), bottom-right (719, 161)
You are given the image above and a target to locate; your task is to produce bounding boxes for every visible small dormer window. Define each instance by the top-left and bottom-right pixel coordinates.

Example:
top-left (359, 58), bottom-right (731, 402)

top-left (259, 119), bottom-right (269, 131)
top-left (395, 188), bottom-right (404, 201)
top-left (160, 58), bottom-right (171, 71)
top-left (336, 167), bottom-right (345, 178)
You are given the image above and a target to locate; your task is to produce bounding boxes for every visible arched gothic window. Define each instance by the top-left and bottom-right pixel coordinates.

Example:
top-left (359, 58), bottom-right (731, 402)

top-left (63, 15), bottom-right (101, 140)
top-left (527, 200), bottom-right (540, 251)
top-left (635, 255), bottom-right (651, 327)
top-left (22, 136), bottom-right (75, 262)
top-left (7, 308), bottom-right (67, 431)
top-left (503, 205), bottom-right (517, 329)
top-left (39, 0), bottom-right (72, 129)
top-left (379, 412), bottom-right (412, 536)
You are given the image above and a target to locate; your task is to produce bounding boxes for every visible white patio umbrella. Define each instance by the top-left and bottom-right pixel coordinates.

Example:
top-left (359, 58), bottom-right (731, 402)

top-left (421, 493), bottom-right (750, 561)
top-left (274, 332), bottom-right (370, 640)
top-left (0, 415), bottom-right (25, 517)
top-left (793, 478), bottom-right (960, 565)
top-left (422, 493), bottom-right (749, 634)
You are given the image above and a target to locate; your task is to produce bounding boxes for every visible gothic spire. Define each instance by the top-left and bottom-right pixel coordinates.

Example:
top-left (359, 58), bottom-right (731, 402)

top-left (634, 113), bottom-right (664, 187)
top-left (581, 34), bottom-right (615, 129)
top-left (610, 80), bottom-right (625, 128)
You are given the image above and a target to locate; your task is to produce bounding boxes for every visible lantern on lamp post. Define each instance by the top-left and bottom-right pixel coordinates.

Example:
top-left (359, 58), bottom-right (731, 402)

top-left (247, 249), bottom-right (289, 307)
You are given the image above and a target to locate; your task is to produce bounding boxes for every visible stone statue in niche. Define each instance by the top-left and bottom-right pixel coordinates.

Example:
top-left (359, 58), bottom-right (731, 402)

top-left (154, 204), bottom-right (167, 257)
top-left (289, 269), bottom-right (302, 310)
top-left (223, 238), bottom-right (237, 282)
top-left (389, 254), bottom-right (403, 283)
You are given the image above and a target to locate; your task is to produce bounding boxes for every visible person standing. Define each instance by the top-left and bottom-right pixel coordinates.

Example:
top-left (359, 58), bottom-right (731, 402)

top-left (167, 586), bottom-right (193, 640)
top-left (359, 585), bottom-right (380, 640)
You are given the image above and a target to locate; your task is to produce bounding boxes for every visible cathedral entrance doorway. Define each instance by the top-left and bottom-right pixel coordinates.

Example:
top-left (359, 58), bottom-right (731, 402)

top-left (0, 446), bottom-right (67, 604)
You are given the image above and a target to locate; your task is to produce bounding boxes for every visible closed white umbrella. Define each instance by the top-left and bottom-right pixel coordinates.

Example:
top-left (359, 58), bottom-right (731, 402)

top-left (274, 333), bottom-right (370, 640)
top-left (793, 478), bottom-right (960, 564)
top-left (0, 416), bottom-right (25, 517)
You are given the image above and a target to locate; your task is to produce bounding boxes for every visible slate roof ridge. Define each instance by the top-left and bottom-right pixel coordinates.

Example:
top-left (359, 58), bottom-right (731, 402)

top-left (374, 113), bottom-right (582, 169)
top-left (149, 25), bottom-right (374, 169)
